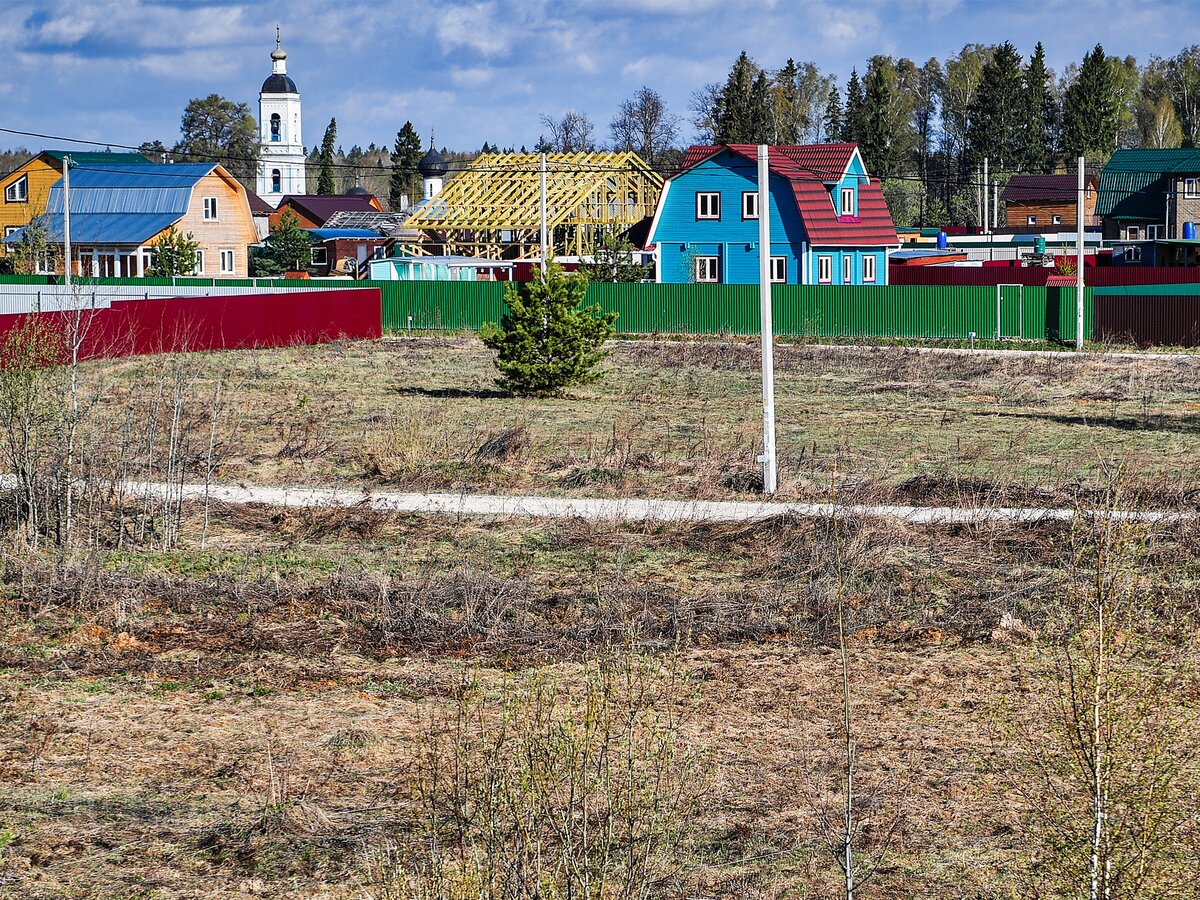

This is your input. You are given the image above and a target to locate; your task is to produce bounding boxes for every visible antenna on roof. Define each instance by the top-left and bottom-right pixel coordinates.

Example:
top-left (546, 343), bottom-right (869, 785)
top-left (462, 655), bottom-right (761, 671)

top-left (276, 24), bottom-right (281, 49)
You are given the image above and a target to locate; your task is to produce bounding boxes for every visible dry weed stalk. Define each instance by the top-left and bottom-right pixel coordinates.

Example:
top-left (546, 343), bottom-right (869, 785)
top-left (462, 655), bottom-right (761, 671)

top-left (382, 641), bottom-right (709, 900)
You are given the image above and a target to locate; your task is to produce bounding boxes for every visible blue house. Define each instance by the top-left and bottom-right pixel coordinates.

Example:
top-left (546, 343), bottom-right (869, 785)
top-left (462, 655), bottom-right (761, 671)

top-left (646, 143), bottom-right (899, 285)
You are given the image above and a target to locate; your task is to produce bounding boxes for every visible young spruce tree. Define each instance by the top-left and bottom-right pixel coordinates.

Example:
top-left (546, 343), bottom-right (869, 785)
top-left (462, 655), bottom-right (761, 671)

top-left (480, 264), bottom-right (617, 397)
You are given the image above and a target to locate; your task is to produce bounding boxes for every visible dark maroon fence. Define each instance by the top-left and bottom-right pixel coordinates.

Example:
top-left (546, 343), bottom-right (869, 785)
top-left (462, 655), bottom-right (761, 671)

top-left (890, 265), bottom-right (1200, 288)
top-left (0, 288), bottom-right (382, 362)
top-left (1094, 295), bottom-right (1200, 348)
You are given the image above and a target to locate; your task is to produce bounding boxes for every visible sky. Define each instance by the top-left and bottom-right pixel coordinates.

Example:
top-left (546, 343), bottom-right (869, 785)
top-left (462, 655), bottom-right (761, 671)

top-left (0, 0), bottom-right (1195, 158)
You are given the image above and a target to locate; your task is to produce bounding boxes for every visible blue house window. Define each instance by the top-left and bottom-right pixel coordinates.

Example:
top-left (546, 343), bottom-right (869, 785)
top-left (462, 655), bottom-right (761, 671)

top-left (770, 257), bottom-right (786, 283)
top-left (863, 255), bottom-right (876, 283)
top-left (742, 192), bottom-right (758, 220)
top-left (840, 187), bottom-right (855, 216)
top-left (694, 256), bottom-right (720, 282)
top-left (843, 255), bottom-right (853, 284)
top-left (270, 114), bottom-right (281, 142)
top-left (696, 192), bottom-right (720, 220)
top-left (817, 255), bottom-right (832, 283)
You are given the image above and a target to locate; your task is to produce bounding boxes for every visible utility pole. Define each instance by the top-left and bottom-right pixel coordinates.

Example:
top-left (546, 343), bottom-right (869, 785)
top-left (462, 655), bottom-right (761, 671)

top-left (539, 152), bottom-right (548, 277)
top-left (982, 157), bottom-right (989, 235)
top-left (63, 154), bottom-right (72, 288)
top-left (993, 179), bottom-right (999, 231)
top-left (756, 145), bottom-right (777, 495)
top-left (1076, 156), bottom-right (1085, 351)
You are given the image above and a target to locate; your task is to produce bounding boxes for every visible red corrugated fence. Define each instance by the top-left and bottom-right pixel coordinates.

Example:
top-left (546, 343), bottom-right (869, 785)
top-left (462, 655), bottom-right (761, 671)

top-left (0, 288), bottom-right (382, 361)
top-left (889, 265), bottom-right (1200, 287)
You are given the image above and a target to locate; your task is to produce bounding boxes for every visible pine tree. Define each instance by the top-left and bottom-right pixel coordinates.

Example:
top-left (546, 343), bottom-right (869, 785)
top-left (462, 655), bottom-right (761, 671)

top-left (822, 86), bottom-right (843, 144)
top-left (964, 41), bottom-right (1025, 171)
top-left (843, 69), bottom-right (865, 142)
top-left (1060, 44), bottom-right (1119, 162)
top-left (479, 264), bottom-right (617, 398)
top-left (317, 117), bottom-right (337, 195)
top-left (713, 51), bottom-right (772, 144)
top-left (772, 58), bottom-right (802, 144)
top-left (390, 122), bottom-right (422, 211)
top-left (861, 57), bottom-right (905, 177)
top-left (147, 227), bottom-right (200, 277)
top-left (1021, 42), bottom-right (1057, 172)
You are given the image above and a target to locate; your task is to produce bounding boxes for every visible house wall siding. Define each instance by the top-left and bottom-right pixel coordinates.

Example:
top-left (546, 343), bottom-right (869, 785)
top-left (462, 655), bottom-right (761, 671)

top-left (1171, 178), bottom-right (1200, 237)
top-left (0, 156), bottom-right (62, 243)
top-left (165, 171), bottom-right (258, 277)
top-left (1005, 196), bottom-right (1097, 228)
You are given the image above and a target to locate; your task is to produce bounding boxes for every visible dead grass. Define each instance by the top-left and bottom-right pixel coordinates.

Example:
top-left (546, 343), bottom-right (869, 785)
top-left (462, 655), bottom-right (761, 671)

top-left (78, 336), bottom-right (1200, 503)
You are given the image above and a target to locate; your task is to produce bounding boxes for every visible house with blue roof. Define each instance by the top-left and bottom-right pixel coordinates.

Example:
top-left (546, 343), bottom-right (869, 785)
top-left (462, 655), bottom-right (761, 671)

top-left (646, 143), bottom-right (899, 285)
top-left (4, 162), bottom-right (257, 278)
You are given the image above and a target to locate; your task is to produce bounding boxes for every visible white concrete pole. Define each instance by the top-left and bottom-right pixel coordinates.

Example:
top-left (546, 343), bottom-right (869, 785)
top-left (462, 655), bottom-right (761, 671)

top-left (993, 180), bottom-right (999, 230)
top-left (983, 157), bottom-right (989, 235)
top-left (539, 153), bottom-right (548, 277)
top-left (63, 154), bottom-right (72, 286)
top-left (757, 145), bottom-right (777, 495)
top-left (1077, 156), bottom-right (1086, 351)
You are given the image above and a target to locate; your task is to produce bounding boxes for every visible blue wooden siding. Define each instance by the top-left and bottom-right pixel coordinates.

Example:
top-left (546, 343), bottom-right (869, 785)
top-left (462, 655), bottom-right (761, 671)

top-left (651, 148), bottom-right (888, 285)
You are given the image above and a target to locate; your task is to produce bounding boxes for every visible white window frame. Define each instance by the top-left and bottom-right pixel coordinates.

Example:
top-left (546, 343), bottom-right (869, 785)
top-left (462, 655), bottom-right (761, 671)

top-left (817, 255), bottom-right (832, 284)
top-left (742, 191), bottom-right (759, 220)
top-left (843, 255), bottom-right (853, 284)
top-left (1124, 226), bottom-right (1141, 240)
top-left (694, 255), bottom-right (720, 283)
top-left (769, 256), bottom-right (786, 283)
top-left (203, 197), bottom-right (219, 221)
top-left (862, 254), bottom-right (876, 283)
top-left (1123, 245), bottom-right (1142, 262)
top-left (1147, 224), bottom-right (1165, 240)
top-left (1026, 215), bottom-right (1037, 226)
top-left (311, 245), bottom-right (329, 266)
top-left (4, 225), bottom-right (20, 238)
top-left (840, 187), bottom-right (855, 217)
top-left (35, 249), bottom-right (55, 274)
top-left (1052, 215), bottom-right (1062, 226)
top-left (193, 250), bottom-right (206, 275)
top-left (1185, 178), bottom-right (1199, 199)
top-left (695, 192), bottom-right (721, 220)
top-left (219, 248), bottom-right (235, 274)
top-left (5, 175), bottom-right (28, 203)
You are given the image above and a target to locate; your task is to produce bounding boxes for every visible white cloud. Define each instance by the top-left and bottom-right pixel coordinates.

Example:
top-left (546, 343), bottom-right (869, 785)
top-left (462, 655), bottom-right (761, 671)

top-left (435, 3), bottom-right (515, 57)
top-left (451, 66), bottom-right (496, 87)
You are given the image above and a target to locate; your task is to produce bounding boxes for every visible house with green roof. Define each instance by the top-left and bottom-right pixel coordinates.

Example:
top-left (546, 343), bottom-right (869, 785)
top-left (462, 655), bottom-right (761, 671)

top-left (1, 150), bottom-right (149, 252)
top-left (1097, 148), bottom-right (1200, 266)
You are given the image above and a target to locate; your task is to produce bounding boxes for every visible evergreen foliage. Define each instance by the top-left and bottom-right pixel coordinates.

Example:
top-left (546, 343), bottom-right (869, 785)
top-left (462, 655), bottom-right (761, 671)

top-left (252, 210), bottom-right (313, 276)
top-left (1060, 44), bottom-right (1120, 162)
top-left (147, 227), bottom-right (200, 277)
top-left (317, 117), bottom-right (337, 195)
top-left (843, 69), bottom-right (865, 143)
top-left (861, 56), bottom-right (907, 177)
top-left (822, 86), bottom-right (843, 144)
top-left (965, 41), bottom-right (1025, 170)
top-left (713, 52), bottom-right (773, 144)
top-left (480, 264), bottom-right (617, 398)
top-left (390, 122), bottom-right (422, 211)
top-left (1021, 43), bottom-right (1057, 172)
top-left (578, 229), bottom-right (650, 283)
top-left (172, 94), bottom-right (260, 188)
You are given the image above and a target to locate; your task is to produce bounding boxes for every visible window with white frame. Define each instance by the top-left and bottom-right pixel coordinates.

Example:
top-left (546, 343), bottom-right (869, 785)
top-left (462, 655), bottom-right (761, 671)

top-left (1185, 178), bottom-right (1199, 198)
top-left (193, 250), bottom-right (206, 275)
top-left (1052, 215), bottom-right (1062, 225)
top-left (840, 187), bottom-right (855, 217)
top-left (4, 225), bottom-right (20, 238)
top-left (742, 191), bottom-right (759, 219)
top-left (35, 250), bottom-right (55, 275)
top-left (5, 175), bottom-right (27, 203)
top-left (219, 249), bottom-right (235, 274)
top-left (695, 192), bottom-right (720, 220)
top-left (203, 197), bottom-right (218, 220)
top-left (843, 255), bottom-right (853, 284)
top-left (863, 254), bottom-right (876, 283)
top-left (1027, 215), bottom-right (1037, 225)
top-left (770, 256), bottom-right (786, 283)
top-left (1124, 226), bottom-right (1141, 240)
top-left (311, 246), bottom-right (328, 266)
top-left (694, 255), bottom-right (720, 283)
top-left (1123, 245), bottom-right (1142, 262)
top-left (817, 255), bottom-right (832, 283)
top-left (1147, 224), bottom-right (1165, 239)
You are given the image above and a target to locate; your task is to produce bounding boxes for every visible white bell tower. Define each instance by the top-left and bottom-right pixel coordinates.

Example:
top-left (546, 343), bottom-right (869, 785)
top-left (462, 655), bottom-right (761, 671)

top-left (256, 27), bottom-right (306, 206)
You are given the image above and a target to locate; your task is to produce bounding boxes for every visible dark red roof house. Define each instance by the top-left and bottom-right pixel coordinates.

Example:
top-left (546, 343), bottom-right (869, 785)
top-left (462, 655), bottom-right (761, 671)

top-left (269, 193), bottom-right (383, 229)
top-left (648, 143), bottom-right (899, 284)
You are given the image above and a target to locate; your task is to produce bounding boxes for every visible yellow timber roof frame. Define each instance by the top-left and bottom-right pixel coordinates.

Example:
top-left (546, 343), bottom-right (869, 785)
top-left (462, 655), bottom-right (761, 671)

top-left (403, 151), bottom-right (663, 260)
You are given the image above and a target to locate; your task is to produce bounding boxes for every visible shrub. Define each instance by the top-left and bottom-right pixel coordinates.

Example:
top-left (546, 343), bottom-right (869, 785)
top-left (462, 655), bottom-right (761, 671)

top-left (480, 263), bottom-right (617, 397)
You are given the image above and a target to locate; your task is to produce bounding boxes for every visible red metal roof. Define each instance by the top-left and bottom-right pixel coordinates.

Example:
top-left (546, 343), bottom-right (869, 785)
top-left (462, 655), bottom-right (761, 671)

top-left (246, 190), bottom-right (275, 216)
top-left (1001, 174), bottom-right (1096, 204)
top-left (276, 194), bottom-right (381, 225)
top-left (677, 143), bottom-right (898, 247)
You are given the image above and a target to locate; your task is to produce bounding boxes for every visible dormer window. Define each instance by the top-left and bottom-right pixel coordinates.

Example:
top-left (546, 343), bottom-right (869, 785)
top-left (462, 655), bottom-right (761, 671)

top-left (270, 114), bottom-right (281, 142)
top-left (840, 187), bottom-right (855, 217)
top-left (696, 192), bottom-right (721, 220)
top-left (5, 175), bottom-right (27, 203)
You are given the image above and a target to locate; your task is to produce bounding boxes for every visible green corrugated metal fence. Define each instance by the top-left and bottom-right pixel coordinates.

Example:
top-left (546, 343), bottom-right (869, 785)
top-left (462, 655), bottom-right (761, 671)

top-left (0, 275), bottom-right (1093, 342)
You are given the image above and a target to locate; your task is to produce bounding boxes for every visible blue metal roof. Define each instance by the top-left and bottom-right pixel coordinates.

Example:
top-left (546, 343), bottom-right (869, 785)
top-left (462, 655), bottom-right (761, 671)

top-left (4, 163), bottom-right (220, 247)
top-left (305, 228), bottom-right (383, 240)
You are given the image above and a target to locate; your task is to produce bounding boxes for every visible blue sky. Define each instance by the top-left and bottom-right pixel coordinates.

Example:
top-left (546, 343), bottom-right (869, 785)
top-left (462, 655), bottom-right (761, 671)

top-left (0, 0), bottom-right (1194, 156)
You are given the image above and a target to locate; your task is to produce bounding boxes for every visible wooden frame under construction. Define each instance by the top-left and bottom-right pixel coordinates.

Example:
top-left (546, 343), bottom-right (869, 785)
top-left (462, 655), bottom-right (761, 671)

top-left (403, 152), bottom-right (663, 260)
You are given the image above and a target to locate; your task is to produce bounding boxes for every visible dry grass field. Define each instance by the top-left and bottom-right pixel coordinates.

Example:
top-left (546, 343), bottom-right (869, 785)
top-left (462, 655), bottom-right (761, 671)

top-left (2, 336), bottom-right (1199, 898)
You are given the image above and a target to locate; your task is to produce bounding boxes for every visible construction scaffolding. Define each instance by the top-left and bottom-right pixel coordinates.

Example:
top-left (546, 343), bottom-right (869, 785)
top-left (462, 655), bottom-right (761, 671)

top-left (403, 152), bottom-right (663, 260)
